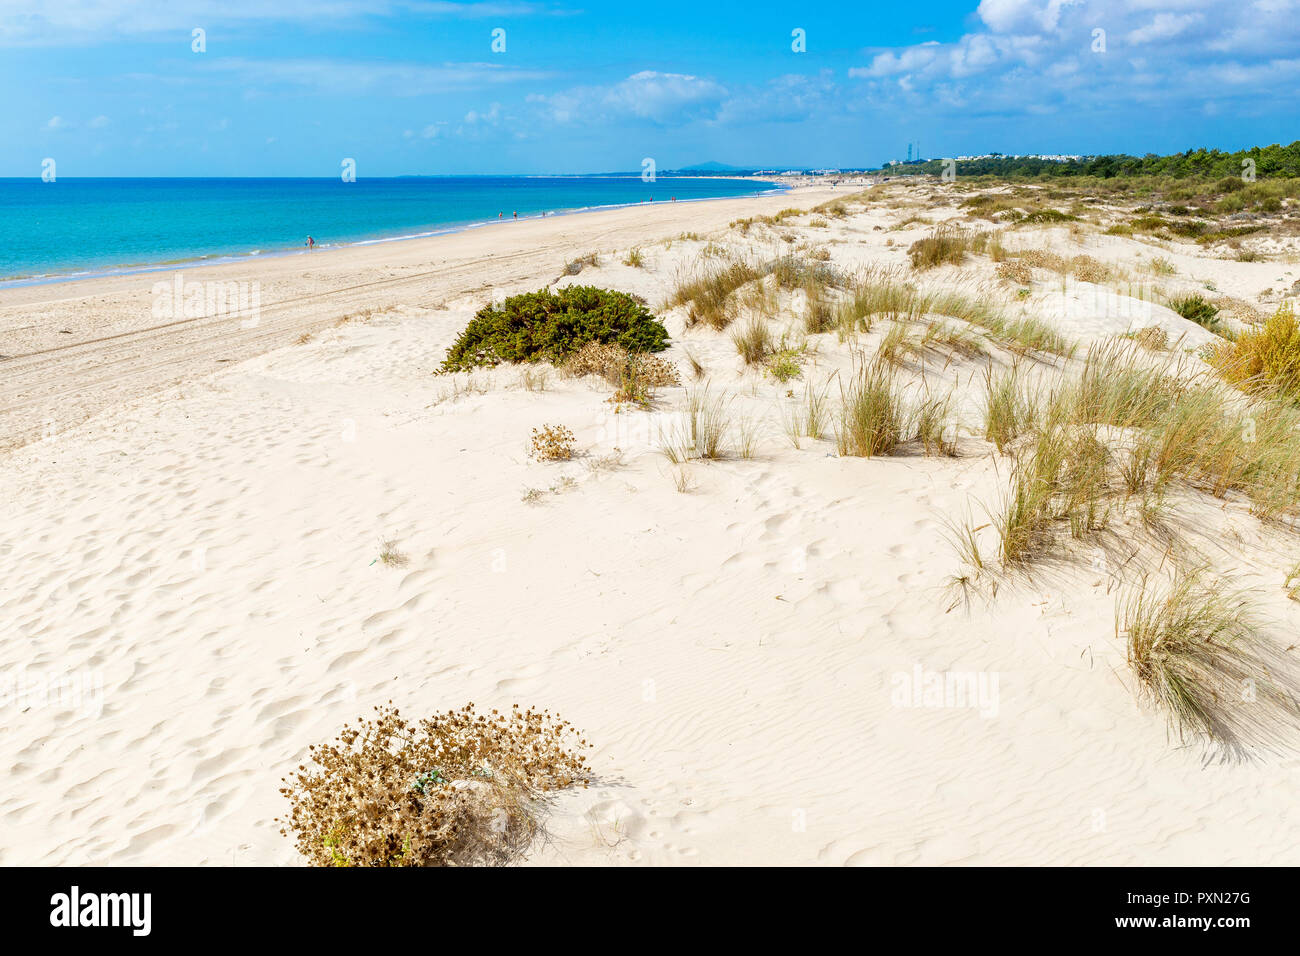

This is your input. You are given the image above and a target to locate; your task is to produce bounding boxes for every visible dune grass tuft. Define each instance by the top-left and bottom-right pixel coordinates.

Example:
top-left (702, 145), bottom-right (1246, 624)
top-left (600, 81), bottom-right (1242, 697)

top-left (732, 318), bottom-right (774, 365)
top-left (1119, 571), bottom-right (1300, 761)
top-left (908, 222), bottom-right (989, 270)
top-left (982, 365), bottom-right (1033, 453)
top-left (837, 361), bottom-right (908, 457)
top-left (662, 386), bottom-right (732, 461)
top-left (668, 258), bottom-right (765, 330)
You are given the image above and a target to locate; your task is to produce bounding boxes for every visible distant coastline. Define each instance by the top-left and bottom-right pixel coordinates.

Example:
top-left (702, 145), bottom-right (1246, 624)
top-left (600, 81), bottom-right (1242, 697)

top-left (0, 175), bottom-right (786, 288)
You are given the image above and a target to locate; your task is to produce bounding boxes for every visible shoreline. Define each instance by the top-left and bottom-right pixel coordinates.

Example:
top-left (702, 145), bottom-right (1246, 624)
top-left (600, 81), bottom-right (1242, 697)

top-left (0, 178), bottom-right (789, 291)
top-left (0, 182), bottom-right (841, 454)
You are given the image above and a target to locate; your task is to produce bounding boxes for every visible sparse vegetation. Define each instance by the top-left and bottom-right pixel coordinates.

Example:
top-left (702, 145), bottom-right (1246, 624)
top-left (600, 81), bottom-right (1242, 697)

top-left (1119, 572), bottom-right (1300, 761)
top-left (765, 347), bottom-right (804, 383)
top-left (661, 386), bottom-right (731, 462)
top-left (278, 704), bottom-right (589, 866)
top-left (983, 365), bottom-right (1033, 453)
top-left (731, 318), bottom-right (774, 366)
top-left (683, 349), bottom-right (706, 380)
top-left (917, 389), bottom-right (959, 457)
top-left (669, 258), bottom-right (765, 330)
top-left (562, 341), bottom-right (679, 406)
top-left (377, 539), bottom-right (408, 568)
top-left (837, 360), bottom-right (908, 457)
top-left (1069, 255), bottom-right (1110, 284)
top-left (564, 252), bottom-right (600, 275)
top-left (1018, 208), bottom-right (1078, 225)
top-left (1210, 302), bottom-right (1300, 399)
top-left (1130, 326), bottom-right (1170, 352)
top-left (530, 424), bottom-right (576, 461)
top-left (782, 380), bottom-right (832, 447)
top-left (908, 222), bottom-right (989, 270)
top-left (996, 260), bottom-right (1032, 286)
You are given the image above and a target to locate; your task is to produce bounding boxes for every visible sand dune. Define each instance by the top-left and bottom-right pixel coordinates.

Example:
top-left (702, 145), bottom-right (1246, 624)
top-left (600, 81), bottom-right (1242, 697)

top-left (3, 183), bottom-right (1300, 866)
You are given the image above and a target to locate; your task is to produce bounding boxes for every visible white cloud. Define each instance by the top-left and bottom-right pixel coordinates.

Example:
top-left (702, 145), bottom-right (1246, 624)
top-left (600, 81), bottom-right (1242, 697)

top-left (848, 0), bottom-right (1300, 120)
top-left (1127, 12), bottom-right (1203, 45)
top-left (536, 71), bottom-right (728, 125)
top-left (977, 0), bottom-right (1080, 34)
top-left (602, 71), bottom-right (727, 121)
top-left (463, 103), bottom-right (501, 124)
top-left (850, 43), bottom-right (940, 78)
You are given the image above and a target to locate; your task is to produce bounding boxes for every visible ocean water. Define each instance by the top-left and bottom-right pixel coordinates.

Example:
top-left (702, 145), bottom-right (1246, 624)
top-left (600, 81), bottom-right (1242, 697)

top-left (0, 176), bottom-right (781, 284)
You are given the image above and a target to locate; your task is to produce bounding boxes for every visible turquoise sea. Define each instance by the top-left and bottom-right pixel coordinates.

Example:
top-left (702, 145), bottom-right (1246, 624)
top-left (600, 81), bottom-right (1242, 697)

top-left (0, 176), bottom-right (781, 284)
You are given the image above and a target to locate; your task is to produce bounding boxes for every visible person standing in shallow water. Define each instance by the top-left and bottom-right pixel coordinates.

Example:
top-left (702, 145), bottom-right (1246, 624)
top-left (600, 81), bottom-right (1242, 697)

top-left (306, 236), bottom-right (315, 252)
top-left (513, 211), bottom-right (517, 220)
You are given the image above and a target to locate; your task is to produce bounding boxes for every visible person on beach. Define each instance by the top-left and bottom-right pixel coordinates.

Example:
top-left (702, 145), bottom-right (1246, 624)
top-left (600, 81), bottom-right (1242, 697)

top-left (306, 236), bottom-right (315, 252)
top-left (513, 211), bottom-right (517, 220)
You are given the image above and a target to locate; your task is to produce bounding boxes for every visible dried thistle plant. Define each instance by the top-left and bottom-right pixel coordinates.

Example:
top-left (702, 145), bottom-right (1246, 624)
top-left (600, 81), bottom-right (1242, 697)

top-left (996, 259), bottom-right (1032, 286)
top-left (562, 341), bottom-right (680, 406)
top-left (530, 424), bottom-right (576, 461)
top-left (278, 703), bottom-right (590, 867)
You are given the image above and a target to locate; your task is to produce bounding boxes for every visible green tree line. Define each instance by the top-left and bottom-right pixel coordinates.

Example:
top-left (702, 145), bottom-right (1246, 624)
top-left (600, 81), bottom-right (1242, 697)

top-left (885, 141), bottom-right (1300, 180)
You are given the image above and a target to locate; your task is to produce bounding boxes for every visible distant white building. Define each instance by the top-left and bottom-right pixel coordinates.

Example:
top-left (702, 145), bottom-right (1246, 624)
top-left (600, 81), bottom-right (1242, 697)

top-left (953, 153), bottom-right (1084, 162)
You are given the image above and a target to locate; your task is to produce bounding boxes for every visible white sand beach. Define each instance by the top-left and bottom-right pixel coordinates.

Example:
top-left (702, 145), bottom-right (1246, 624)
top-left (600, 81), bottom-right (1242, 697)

top-left (3, 182), bottom-right (1300, 866)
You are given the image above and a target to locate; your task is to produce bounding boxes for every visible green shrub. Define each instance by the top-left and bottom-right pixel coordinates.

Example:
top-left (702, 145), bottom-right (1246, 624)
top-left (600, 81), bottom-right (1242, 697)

top-left (1196, 224), bottom-right (1265, 245)
top-left (1018, 208), bottom-right (1078, 224)
top-left (1167, 293), bottom-right (1225, 334)
top-left (1130, 214), bottom-right (1170, 233)
top-left (441, 286), bottom-right (669, 371)
top-left (1166, 219), bottom-right (1208, 238)
top-left (1213, 194), bottom-right (1246, 214)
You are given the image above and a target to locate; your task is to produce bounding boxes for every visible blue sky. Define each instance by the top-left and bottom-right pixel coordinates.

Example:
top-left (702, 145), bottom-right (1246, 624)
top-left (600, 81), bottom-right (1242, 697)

top-left (3, 0), bottom-right (1298, 176)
